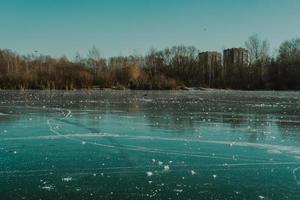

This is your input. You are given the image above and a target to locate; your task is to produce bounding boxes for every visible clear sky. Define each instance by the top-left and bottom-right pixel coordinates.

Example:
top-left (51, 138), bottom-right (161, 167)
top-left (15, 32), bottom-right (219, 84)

top-left (0, 0), bottom-right (299, 58)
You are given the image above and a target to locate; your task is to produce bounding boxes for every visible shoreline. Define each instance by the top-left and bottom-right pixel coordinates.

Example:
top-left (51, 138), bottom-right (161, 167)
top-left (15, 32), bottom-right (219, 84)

top-left (0, 88), bottom-right (299, 92)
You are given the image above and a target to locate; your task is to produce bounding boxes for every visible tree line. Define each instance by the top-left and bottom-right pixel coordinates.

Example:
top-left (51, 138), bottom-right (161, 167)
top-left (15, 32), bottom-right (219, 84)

top-left (0, 35), bottom-right (299, 90)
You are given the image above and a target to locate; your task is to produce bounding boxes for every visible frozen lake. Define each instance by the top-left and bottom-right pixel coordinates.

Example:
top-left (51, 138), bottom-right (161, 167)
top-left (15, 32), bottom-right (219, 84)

top-left (0, 90), bottom-right (299, 200)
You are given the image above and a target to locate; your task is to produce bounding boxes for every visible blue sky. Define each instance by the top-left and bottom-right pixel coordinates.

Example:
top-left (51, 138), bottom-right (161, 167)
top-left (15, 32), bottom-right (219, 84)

top-left (0, 0), bottom-right (299, 58)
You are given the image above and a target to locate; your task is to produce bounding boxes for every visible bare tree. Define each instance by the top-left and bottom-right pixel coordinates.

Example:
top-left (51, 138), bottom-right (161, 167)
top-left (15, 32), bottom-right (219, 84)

top-left (88, 46), bottom-right (101, 62)
top-left (88, 46), bottom-right (103, 74)
top-left (278, 38), bottom-right (300, 63)
top-left (245, 34), bottom-right (270, 65)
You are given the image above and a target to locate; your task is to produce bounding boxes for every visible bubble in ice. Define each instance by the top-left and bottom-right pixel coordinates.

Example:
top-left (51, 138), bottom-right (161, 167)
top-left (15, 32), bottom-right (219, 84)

top-left (158, 161), bottom-right (163, 166)
top-left (81, 141), bottom-right (86, 145)
top-left (191, 170), bottom-right (196, 175)
top-left (213, 174), bottom-right (217, 179)
top-left (258, 195), bottom-right (265, 199)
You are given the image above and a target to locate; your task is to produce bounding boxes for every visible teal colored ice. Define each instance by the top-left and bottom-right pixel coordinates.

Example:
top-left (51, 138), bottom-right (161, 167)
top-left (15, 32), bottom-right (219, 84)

top-left (0, 90), bottom-right (299, 200)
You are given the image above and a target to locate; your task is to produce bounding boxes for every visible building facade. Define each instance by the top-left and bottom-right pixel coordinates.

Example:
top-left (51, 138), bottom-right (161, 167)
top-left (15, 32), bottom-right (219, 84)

top-left (223, 48), bottom-right (248, 67)
top-left (198, 51), bottom-right (222, 88)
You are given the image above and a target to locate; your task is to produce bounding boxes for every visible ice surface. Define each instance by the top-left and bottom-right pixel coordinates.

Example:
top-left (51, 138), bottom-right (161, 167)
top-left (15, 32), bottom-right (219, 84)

top-left (0, 90), bottom-right (299, 200)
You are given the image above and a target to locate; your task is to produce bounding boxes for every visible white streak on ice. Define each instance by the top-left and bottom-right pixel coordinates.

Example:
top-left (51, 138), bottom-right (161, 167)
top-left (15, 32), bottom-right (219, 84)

top-left (292, 167), bottom-right (300, 185)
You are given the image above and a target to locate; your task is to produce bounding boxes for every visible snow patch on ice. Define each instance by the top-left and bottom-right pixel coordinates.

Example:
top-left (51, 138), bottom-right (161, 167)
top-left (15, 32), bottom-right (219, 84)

top-left (164, 165), bottom-right (170, 171)
top-left (62, 177), bottom-right (72, 182)
top-left (41, 185), bottom-right (55, 191)
top-left (146, 171), bottom-right (153, 177)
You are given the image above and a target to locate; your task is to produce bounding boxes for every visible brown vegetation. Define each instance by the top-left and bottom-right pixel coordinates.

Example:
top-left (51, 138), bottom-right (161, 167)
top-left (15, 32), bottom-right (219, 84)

top-left (0, 35), bottom-right (299, 90)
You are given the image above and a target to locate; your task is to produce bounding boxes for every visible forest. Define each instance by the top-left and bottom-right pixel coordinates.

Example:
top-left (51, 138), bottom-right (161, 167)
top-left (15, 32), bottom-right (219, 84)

top-left (0, 35), bottom-right (299, 90)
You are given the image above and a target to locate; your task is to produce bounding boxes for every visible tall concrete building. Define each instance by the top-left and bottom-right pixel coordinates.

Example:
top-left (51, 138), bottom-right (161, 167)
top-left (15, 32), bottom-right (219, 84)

top-left (223, 48), bottom-right (248, 67)
top-left (198, 51), bottom-right (222, 88)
